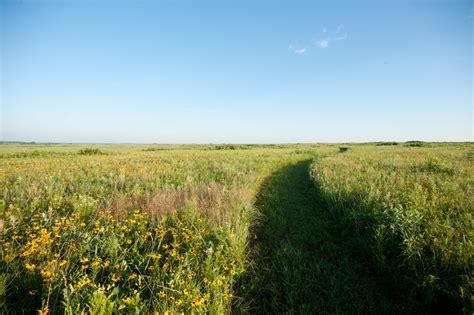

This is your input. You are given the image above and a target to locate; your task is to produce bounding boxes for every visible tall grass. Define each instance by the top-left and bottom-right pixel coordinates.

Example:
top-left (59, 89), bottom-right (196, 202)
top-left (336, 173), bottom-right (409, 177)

top-left (0, 143), bottom-right (471, 313)
top-left (0, 144), bottom-right (319, 313)
top-left (311, 145), bottom-right (473, 312)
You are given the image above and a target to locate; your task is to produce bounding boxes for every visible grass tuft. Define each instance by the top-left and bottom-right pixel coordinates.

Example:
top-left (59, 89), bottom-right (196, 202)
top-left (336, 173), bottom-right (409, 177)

top-left (78, 148), bottom-right (105, 155)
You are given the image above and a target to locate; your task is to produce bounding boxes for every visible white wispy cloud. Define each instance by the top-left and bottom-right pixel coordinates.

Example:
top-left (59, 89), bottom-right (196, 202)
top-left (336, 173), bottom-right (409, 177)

top-left (334, 33), bottom-right (348, 41)
top-left (288, 45), bottom-right (307, 55)
top-left (289, 25), bottom-right (348, 55)
top-left (294, 48), bottom-right (307, 54)
top-left (316, 39), bottom-right (329, 49)
top-left (314, 25), bottom-right (348, 49)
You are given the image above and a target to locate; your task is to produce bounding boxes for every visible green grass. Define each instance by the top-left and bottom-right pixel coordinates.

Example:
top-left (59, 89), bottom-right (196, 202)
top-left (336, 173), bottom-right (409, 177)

top-left (0, 142), bottom-right (472, 313)
top-left (0, 144), bottom-right (321, 313)
top-left (236, 159), bottom-right (388, 313)
top-left (311, 145), bottom-right (473, 313)
top-left (236, 160), bottom-right (405, 313)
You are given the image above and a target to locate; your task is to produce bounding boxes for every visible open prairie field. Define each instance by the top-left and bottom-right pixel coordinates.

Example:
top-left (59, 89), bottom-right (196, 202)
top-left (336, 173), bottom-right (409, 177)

top-left (0, 142), bottom-right (472, 314)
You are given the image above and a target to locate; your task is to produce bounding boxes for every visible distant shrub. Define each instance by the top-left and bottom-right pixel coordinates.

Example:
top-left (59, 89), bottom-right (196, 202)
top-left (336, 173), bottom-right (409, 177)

top-left (78, 148), bottom-right (104, 155)
top-left (215, 145), bottom-right (236, 150)
top-left (376, 142), bottom-right (398, 146)
top-left (142, 148), bottom-right (164, 152)
top-left (339, 147), bottom-right (350, 153)
top-left (405, 141), bottom-right (425, 147)
top-left (213, 144), bottom-right (252, 150)
top-left (205, 144), bottom-right (291, 151)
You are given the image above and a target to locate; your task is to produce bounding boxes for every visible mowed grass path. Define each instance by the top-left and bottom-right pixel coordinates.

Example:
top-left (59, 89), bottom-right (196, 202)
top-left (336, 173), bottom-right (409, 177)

top-left (236, 160), bottom-right (403, 314)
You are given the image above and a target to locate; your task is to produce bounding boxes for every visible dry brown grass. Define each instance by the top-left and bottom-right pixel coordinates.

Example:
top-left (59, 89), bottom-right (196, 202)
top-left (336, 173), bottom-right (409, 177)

top-left (101, 181), bottom-right (253, 225)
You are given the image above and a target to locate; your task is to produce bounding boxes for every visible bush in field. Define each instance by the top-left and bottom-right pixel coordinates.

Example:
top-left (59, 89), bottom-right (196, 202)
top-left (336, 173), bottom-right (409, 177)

top-left (405, 141), bottom-right (425, 147)
top-left (78, 148), bottom-right (104, 155)
top-left (211, 144), bottom-right (254, 150)
top-left (213, 145), bottom-right (237, 150)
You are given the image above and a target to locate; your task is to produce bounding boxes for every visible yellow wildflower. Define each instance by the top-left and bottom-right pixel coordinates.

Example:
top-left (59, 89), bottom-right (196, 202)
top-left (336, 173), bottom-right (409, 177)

top-left (111, 273), bottom-right (120, 282)
top-left (148, 253), bottom-right (162, 259)
top-left (25, 263), bottom-right (36, 270)
top-left (37, 306), bottom-right (49, 315)
top-left (40, 269), bottom-right (52, 279)
top-left (79, 257), bottom-right (89, 264)
top-left (91, 260), bottom-right (101, 267)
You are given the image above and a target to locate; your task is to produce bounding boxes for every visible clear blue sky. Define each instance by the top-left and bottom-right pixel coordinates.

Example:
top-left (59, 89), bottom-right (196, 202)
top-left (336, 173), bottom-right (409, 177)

top-left (1, 0), bottom-right (472, 143)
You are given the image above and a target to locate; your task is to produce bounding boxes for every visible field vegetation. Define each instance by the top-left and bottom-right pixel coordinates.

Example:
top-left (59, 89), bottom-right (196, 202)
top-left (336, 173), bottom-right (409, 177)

top-left (310, 145), bottom-right (473, 313)
top-left (0, 143), bottom-right (472, 313)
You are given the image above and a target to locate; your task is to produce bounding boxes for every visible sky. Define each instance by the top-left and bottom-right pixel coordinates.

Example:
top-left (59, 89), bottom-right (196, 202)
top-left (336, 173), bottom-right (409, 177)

top-left (1, 0), bottom-right (472, 143)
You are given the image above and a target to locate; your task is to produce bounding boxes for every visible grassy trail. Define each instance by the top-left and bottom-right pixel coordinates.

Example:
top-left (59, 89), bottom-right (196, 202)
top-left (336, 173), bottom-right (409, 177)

top-left (236, 160), bottom-right (398, 314)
